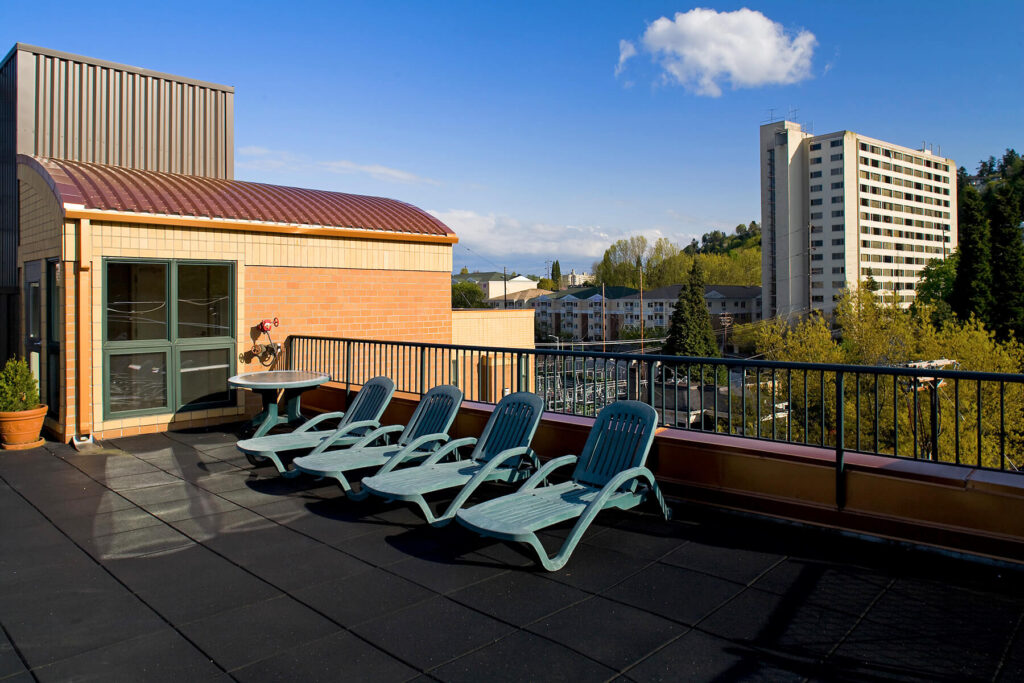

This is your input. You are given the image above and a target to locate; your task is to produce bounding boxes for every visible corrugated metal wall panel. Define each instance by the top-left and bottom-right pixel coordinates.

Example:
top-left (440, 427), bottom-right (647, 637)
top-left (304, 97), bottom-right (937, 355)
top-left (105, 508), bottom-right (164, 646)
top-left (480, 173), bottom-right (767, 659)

top-left (1, 52), bottom-right (18, 290)
top-left (17, 48), bottom-right (233, 178)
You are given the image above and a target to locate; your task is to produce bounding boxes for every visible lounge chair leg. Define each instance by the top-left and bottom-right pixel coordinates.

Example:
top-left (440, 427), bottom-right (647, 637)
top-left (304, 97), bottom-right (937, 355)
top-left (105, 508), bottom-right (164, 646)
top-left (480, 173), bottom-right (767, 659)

top-left (251, 451), bottom-right (294, 476)
top-left (648, 483), bottom-right (672, 521)
top-left (523, 534), bottom-right (572, 572)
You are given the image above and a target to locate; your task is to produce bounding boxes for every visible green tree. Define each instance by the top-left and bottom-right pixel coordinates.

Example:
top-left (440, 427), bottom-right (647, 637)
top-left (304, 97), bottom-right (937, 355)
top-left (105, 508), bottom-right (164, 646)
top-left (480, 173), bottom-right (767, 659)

top-left (536, 277), bottom-right (557, 291)
top-left (592, 236), bottom-right (647, 287)
top-left (950, 183), bottom-right (995, 324)
top-left (551, 261), bottom-right (561, 290)
top-left (912, 254), bottom-right (958, 327)
top-left (664, 261), bottom-right (718, 358)
top-left (458, 266), bottom-right (469, 275)
top-left (987, 185), bottom-right (1024, 339)
top-left (451, 281), bottom-right (487, 308)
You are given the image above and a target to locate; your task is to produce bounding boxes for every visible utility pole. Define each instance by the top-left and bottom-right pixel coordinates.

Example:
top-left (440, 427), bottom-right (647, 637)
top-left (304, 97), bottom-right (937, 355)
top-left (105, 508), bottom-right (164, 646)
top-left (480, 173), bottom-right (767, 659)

top-left (639, 269), bottom-right (645, 355)
top-left (719, 312), bottom-right (733, 355)
top-left (602, 283), bottom-right (606, 353)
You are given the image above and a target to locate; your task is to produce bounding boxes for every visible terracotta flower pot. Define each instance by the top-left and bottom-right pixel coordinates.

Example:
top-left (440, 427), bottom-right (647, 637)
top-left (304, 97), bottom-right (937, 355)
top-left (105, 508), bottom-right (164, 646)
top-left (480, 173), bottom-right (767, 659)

top-left (0, 405), bottom-right (47, 450)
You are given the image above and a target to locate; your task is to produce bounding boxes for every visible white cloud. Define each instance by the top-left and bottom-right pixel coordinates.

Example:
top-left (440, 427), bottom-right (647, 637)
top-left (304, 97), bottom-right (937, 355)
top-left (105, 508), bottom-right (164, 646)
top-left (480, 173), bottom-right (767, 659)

top-left (637, 8), bottom-right (816, 97)
top-left (235, 147), bottom-right (438, 185)
top-left (319, 160), bottom-right (439, 186)
top-left (615, 39), bottom-right (637, 77)
top-left (428, 209), bottom-right (614, 264)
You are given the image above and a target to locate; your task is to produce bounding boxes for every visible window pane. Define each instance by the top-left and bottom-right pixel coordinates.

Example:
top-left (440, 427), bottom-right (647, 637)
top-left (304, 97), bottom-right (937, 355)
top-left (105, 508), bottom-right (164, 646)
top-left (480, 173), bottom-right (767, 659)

top-left (108, 352), bottom-right (168, 413)
top-left (107, 263), bottom-right (168, 341)
top-left (26, 281), bottom-right (41, 341)
top-left (178, 264), bottom-right (232, 339)
top-left (179, 348), bottom-right (232, 408)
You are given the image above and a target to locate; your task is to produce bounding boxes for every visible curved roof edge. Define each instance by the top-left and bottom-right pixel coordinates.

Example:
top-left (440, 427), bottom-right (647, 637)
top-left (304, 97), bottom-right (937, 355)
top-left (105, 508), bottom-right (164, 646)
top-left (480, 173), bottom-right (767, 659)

top-left (18, 155), bottom-right (456, 239)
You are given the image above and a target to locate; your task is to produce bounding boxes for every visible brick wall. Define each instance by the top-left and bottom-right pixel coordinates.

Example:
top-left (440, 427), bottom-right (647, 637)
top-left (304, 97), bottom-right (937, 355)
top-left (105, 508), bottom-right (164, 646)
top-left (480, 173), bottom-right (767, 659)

top-left (246, 266), bottom-right (452, 346)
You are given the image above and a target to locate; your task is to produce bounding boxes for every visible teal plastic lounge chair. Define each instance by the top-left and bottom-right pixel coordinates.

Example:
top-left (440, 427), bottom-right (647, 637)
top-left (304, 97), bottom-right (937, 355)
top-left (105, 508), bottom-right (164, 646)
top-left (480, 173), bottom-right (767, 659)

top-left (291, 384), bottom-right (463, 499)
top-left (361, 391), bottom-right (544, 526)
top-left (456, 400), bottom-right (670, 571)
top-left (236, 376), bottom-right (395, 476)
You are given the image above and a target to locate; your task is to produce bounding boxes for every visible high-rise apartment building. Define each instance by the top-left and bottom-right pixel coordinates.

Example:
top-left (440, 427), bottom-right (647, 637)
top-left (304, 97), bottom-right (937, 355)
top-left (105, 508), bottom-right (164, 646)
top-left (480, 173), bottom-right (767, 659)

top-left (760, 121), bottom-right (957, 320)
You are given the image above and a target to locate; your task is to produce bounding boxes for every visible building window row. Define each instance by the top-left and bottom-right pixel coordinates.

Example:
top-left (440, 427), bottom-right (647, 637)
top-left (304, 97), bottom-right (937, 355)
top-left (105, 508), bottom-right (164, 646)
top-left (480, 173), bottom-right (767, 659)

top-left (859, 170), bottom-right (951, 195)
top-left (859, 156), bottom-right (949, 183)
top-left (859, 212), bottom-right (951, 231)
top-left (861, 254), bottom-right (940, 265)
top-left (860, 183), bottom-right (951, 207)
top-left (860, 225), bottom-right (950, 242)
top-left (859, 198), bottom-right (950, 219)
top-left (861, 239), bottom-right (947, 254)
top-left (858, 142), bottom-right (950, 172)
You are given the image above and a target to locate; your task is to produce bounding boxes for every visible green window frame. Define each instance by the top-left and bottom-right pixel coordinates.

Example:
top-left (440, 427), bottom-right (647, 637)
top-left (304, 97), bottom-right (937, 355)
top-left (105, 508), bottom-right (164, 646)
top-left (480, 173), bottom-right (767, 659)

top-left (102, 258), bottom-right (236, 419)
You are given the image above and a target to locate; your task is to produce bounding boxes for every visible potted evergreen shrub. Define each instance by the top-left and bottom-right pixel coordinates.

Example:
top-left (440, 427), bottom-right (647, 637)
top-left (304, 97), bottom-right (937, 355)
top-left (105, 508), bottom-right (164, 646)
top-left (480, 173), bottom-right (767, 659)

top-left (0, 357), bottom-right (47, 450)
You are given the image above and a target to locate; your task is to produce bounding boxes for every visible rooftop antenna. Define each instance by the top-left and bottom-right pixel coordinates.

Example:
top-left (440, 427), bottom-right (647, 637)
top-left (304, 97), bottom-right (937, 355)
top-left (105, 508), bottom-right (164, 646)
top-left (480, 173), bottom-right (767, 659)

top-left (762, 107), bottom-right (778, 124)
top-left (787, 106), bottom-right (799, 122)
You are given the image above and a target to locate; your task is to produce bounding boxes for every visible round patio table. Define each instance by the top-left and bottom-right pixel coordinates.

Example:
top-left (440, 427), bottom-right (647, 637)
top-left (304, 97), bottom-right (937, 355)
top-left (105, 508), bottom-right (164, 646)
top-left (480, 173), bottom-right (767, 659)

top-left (229, 370), bottom-right (331, 440)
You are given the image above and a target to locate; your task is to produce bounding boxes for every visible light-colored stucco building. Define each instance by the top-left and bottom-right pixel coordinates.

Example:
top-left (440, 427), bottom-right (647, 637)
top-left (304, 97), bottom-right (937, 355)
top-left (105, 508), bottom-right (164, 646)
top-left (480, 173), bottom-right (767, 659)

top-left (760, 121), bottom-right (957, 321)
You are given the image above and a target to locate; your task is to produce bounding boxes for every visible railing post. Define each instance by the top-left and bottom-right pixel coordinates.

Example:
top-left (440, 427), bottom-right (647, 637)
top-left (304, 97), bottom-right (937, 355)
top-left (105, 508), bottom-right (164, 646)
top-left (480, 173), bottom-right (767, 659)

top-left (647, 360), bottom-right (658, 408)
top-left (419, 346), bottom-right (427, 396)
top-left (930, 382), bottom-right (939, 461)
top-left (284, 335), bottom-right (294, 370)
top-left (516, 353), bottom-right (526, 393)
top-left (835, 370), bottom-right (846, 510)
top-left (344, 341), bottom-right (353, 403)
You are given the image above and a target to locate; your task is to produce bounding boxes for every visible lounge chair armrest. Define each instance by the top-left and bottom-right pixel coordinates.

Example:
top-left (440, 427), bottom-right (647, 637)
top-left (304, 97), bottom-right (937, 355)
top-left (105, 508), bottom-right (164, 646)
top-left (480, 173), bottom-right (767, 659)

top-left (333, 419), bottom-right (382, 436)
top-left (422, 437), bottom-right (477, 465)
top-left (485, 446), bottom-right (537, 470)
top-left (577, 466), bottom-right (668, 523)
top-left (398, 432), bottom-right (451, 454)
top-left (466, 447), bottom-right (537, 483)
top-left (310, 423), bottom-right (398, 456)
top-left (349, 424), bottom-right (405, 448)
top-left (521, 454), bottom-right (578, 491)
top-left (294, 411), bottom-right (345, 433)
top-left (375, 432), bottom-right (451, 476)
top-left (599, 466), bottom-right (658, 495)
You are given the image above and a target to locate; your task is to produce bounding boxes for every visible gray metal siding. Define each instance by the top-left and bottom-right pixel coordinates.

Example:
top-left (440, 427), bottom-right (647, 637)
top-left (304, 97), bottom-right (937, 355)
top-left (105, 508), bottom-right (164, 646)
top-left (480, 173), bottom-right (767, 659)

top-left (18, 48), bottom-right (233, 178)
top-left (1, 51), bottom-right (18, 290)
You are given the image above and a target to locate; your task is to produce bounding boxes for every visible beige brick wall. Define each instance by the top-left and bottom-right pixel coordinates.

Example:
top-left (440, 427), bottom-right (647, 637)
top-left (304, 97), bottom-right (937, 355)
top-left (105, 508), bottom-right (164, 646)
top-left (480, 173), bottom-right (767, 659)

top-left (83, 220), bottom-right (454, 439)
top-left (452, 309), bottom-right (535, 349)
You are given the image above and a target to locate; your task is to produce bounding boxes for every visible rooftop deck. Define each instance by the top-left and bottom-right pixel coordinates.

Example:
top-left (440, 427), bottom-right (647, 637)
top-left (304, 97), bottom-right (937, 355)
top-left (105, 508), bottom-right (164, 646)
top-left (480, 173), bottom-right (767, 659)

top-left (2, 428), bottom-right (1023, 681)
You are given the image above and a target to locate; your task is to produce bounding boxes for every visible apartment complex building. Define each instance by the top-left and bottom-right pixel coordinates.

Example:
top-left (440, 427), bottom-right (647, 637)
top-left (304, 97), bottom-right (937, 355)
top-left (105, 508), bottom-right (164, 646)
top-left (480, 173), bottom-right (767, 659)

top-left (622, 285), bottom-right (762, 331)
top-left (531, 286), bottom-right (636, 340)
top-left (485, 288), bottom-right (552, 309)
top-left (531, 284), bottom-right (761, 341)
top-left (760, 120), bottom-right (957, 320)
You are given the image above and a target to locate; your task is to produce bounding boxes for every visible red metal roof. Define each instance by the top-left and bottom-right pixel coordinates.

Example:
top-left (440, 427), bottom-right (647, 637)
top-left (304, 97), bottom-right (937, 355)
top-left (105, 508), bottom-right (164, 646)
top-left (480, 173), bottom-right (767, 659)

top-left (19, 155), bottom-right (455, 237)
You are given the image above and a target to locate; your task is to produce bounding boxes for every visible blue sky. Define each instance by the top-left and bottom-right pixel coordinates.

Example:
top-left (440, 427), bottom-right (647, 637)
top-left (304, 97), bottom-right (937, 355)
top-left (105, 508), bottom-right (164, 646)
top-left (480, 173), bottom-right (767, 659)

top-left (4, 1), bottom-right (1023, 276)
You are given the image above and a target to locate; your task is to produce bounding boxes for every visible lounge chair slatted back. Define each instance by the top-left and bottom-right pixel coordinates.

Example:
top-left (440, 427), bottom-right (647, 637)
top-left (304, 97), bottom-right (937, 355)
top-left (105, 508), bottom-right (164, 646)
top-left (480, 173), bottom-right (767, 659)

top-left (397, 385), bottom-right (464, 447)
top-left (571, 401), bottom-right (657, 488)
top-left (345, 376), bottom-right (396, 427)
top-left (473, 392), bottom-right (544, 463)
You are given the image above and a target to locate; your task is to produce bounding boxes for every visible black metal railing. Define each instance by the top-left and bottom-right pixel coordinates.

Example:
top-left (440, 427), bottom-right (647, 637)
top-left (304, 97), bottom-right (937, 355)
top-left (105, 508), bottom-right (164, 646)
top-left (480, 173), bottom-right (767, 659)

top-left (286, 335), bottom-right (1024, 503)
